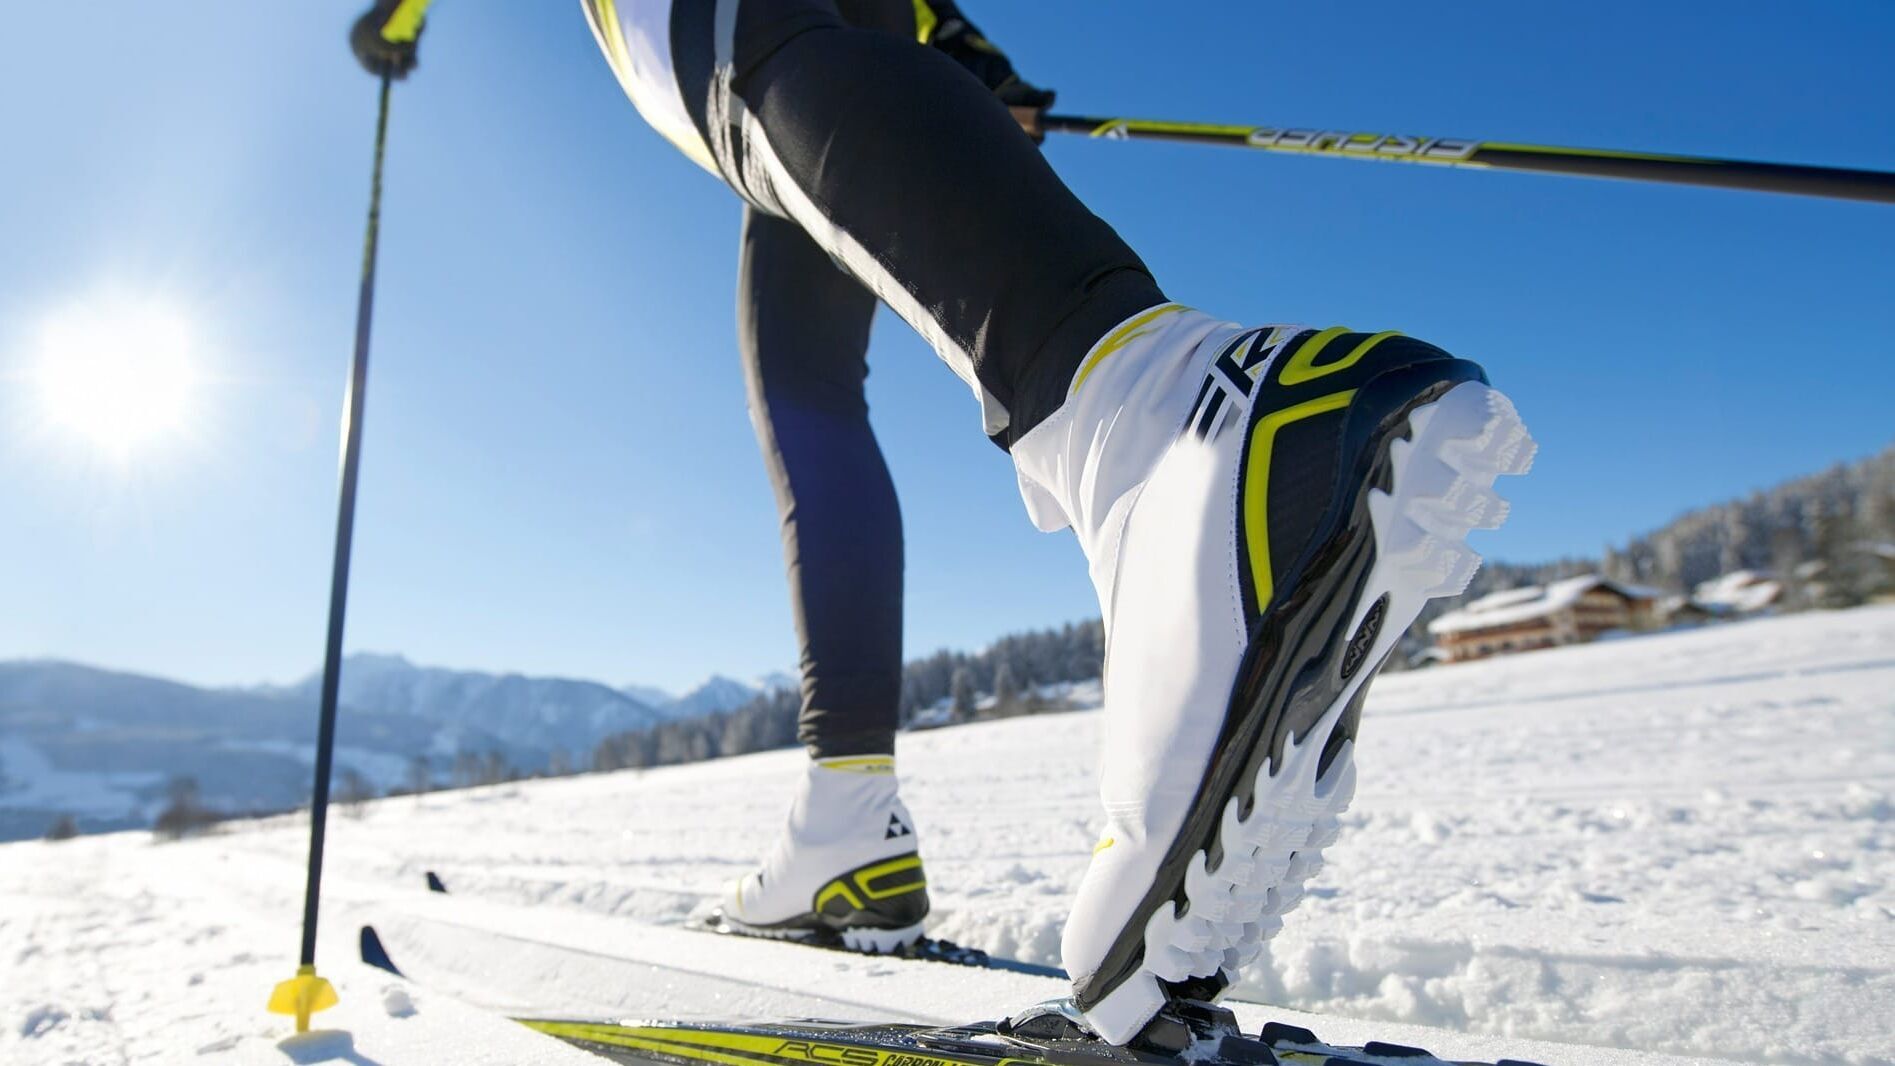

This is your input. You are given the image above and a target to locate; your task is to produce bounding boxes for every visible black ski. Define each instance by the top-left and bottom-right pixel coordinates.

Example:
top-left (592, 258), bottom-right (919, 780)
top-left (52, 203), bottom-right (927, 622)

top-left (360, 924), bottom-right (404, 976)
top-left (360, 925), bottom-right (1551, 1066)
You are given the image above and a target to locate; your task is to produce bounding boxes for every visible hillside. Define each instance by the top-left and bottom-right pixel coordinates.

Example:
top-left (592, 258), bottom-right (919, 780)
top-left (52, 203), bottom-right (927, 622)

top-left (5, 606), bottom-right (1890, 1065)
top-left (1393, 441), bottom-right (1894, 665)
top-left (0, 655), bottom-right (685, 841)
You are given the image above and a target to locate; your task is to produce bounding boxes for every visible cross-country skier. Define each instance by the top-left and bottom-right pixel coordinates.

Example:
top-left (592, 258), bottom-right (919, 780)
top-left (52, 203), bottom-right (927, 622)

top-left (353, 0), bottom-right (1535, 1044)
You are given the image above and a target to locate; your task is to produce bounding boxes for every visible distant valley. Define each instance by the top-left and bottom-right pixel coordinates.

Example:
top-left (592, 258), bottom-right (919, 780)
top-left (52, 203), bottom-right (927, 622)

top-left (0, 654), bottom-right (788, 842)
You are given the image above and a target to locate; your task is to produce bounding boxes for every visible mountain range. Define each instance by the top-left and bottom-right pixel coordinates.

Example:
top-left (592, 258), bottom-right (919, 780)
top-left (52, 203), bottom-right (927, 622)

top-left (0, 654), bottom-right (791, 843)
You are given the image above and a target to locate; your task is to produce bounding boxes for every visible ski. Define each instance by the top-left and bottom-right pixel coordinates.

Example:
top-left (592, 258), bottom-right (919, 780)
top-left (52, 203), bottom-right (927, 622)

top-left (360, 924), bottom-right (404, 976)
top-left (420, 869), bottom-right (1060, 977)
top-left (514, 1008), bottom-right (1552, 1066)
top-left (360, 926), bottom-right (1550, 1066)
top-left (686, 909), bottom-right (1063, 977)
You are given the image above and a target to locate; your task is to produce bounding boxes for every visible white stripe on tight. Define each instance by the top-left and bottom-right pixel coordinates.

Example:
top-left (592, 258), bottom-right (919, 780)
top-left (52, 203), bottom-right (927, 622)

top-left (738, 108), bottom-right (1011, 435)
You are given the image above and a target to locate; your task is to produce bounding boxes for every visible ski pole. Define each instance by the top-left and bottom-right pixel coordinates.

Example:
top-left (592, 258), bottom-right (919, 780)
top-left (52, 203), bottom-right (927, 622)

top-left (1041, 115), bottom-right (1895, 205)
top-left (267, 69), bottom-right (397, 1036)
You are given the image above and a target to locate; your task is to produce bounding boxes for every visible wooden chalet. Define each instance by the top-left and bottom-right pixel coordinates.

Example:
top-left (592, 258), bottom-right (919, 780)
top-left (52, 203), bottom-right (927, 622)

top-left (1428, 575), bottom-right (1660, 664)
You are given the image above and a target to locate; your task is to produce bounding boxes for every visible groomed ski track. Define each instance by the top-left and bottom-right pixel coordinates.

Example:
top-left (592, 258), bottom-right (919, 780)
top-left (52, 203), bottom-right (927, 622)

top-left (4, 607), bottom-right (1892, 1065)
top-left (353, 893), bottom-right (1693, 1065)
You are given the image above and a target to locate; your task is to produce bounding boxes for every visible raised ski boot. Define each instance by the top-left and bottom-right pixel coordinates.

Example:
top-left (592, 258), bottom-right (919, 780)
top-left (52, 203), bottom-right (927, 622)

top-left (709, 755), bottom-right (930, 953)
top-left (1010, 306), bottom-right (1536, 1042)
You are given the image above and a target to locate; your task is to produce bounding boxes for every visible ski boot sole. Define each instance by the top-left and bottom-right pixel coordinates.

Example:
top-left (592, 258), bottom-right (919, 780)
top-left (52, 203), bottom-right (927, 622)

top-left (1084, 380), bottom-right (1536, 1041)
top-left (703, 910), bottom-right (927, 955)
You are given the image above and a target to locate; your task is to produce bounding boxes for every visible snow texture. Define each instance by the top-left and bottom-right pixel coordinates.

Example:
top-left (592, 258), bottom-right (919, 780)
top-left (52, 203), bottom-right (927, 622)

top-left (3, 607), bottom-right (1891, 1065)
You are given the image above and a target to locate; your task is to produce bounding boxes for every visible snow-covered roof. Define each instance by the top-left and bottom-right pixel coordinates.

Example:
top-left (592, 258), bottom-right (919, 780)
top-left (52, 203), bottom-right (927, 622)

top-left (1694, 570), bottom-right (1783, 613)
top-left (1429, 575), bottom-right (1656, 635)
top-left (1466, 586), bottom-right (1544, 611)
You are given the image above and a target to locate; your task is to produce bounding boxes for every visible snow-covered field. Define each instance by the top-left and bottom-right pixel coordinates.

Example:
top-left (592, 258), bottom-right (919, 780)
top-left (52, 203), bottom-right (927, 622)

top-left (5, 607), bottom-right (1892, 1065)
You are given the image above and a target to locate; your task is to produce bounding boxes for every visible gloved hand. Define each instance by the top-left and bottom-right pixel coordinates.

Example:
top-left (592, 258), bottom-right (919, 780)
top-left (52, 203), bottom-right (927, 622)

top-left (350, 0), bottom-right (426, 80)
top-left (925, 10), bottom-right (1056, 141)
top-left (992, 73), bottom-right (1055, 113)
top-left (997, 75), bottom-right (1056, 142)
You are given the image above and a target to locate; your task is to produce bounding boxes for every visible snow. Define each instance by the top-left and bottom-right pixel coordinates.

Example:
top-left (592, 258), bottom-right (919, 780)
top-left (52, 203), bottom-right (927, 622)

top-left (5, 606), bottom-right (1893, 1065)
top-left (0, 736), bottom-right (164, 816)
top-left (219, 740), bottom-right (418, 792)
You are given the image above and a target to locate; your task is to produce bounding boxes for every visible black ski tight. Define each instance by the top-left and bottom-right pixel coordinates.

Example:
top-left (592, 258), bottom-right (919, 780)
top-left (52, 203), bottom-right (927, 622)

top-left (739, 209), bottom-right (903, 756)
top-left (691, 0), bottom-right (1166, 443)
top-left (602, 0), bottom-right (1166, 753)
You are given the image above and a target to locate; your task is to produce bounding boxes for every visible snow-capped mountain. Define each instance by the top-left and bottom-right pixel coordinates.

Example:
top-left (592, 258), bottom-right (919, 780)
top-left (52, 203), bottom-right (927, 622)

top-left (275, 653), bottom-right (670, 758)
top-left (618, 683), bottom-right (676, 710)
top-left (751, 670), bottom-right (800, 695)
top-left (0, 659), bottom-right (503, 842)
top-left (0, 654), bottom-right (712, 843)
top-left (619, 672), bottom-right (800, 718)
top-left (668, 675), bottom-right (769, 717)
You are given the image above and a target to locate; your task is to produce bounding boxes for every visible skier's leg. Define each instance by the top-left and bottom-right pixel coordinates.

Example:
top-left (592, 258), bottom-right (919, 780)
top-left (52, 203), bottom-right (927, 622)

top-left (587, 0), bottom-right (1166, 445)
top-left (739, 208), bottom-right (903, 761)
top-left (721, 208), bottom-right (927, 947)
top-left (586, 0), bottom-right (1537, 1041)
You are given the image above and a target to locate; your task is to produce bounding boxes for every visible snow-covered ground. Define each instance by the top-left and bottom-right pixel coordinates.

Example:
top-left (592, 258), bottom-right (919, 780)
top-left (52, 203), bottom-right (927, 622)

top-left (5, 607), bottom-right (1891, 1065)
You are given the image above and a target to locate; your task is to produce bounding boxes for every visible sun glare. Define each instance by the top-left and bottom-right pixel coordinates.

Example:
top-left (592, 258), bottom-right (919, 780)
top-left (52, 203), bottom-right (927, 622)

top-left (32, 300), bottom-right (200, 459)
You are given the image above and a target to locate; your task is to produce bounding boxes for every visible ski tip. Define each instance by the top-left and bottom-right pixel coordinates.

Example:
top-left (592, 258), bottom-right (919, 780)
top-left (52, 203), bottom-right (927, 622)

top-left (425, 871), bottom-right (449, 893)
top-left (359, 925), bottom-right (404, 977)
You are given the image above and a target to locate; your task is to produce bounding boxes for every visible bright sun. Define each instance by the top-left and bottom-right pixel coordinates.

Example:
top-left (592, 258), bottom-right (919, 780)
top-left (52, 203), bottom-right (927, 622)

top-left (32, 300), bottom-right (200, 459)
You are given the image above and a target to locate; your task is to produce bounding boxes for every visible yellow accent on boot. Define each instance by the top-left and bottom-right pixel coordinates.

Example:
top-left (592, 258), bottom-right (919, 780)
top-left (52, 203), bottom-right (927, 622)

top-left (815, 755), bottom-right (894, 775)
top-left (267, 964), bottom-right (338, 1034)
top-left (1277, 329), bottom-right (1402, 387)
top-left (855, 854), bottom-right (926, 900)
top-left (814, 853), bottom-right (927, 914)
top-left (1243, 389), bottom-right (1358, 610)
top-left (1069, 303), bottom-right (1185, 397)
top-left (592, 0), bottom-right (632, 74)
top-left (815, 878), bottom-right (864, 913)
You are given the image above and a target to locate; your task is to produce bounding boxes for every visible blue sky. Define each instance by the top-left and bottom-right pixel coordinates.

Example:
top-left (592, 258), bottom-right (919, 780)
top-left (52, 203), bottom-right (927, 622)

top-left (1, 3), bottom-right (1890, 694)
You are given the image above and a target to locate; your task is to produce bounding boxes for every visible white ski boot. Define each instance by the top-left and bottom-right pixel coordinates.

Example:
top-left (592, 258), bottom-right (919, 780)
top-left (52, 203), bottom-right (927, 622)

top-left (712, 755), bottom-right (930, 953)
top-left (1011, 305), bottom-right (1535, 1042)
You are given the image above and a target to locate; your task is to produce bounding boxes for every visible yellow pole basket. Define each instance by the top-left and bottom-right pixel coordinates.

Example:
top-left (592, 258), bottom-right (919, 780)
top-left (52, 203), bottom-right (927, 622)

top-left (268, 964), bottom-right (339, 1034)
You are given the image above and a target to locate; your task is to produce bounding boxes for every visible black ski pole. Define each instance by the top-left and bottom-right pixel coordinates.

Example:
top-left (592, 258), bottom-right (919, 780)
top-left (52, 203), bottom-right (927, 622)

top-left (1042, 114), bottom-right (1895, 205)
top-left (268, 70), bottom-right (395, 1036)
